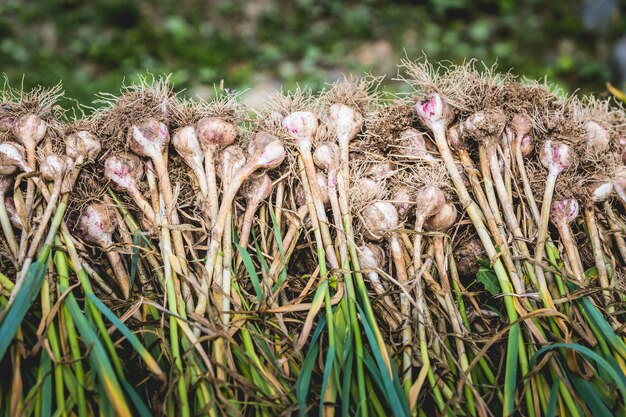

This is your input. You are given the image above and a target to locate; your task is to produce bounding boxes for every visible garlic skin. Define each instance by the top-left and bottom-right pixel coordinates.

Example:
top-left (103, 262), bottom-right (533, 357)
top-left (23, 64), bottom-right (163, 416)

top-left (247, 132), bottom-right (286, 169)
top-left (510, 114), bottom-right (533, 139)
top-left (196, 117), bottom-right (238, 150)
top-left (391, 186), bottom-right (413, 221)
top-left (447, 124), bottom-right (464, 150)
top-left (40, 154), bottom-right (70, 182)
top-left (282, 111), bottom-right (319, 148)
top-left (415, 92), bottom-right (455, 130)
top-left (246, 173), bottom-right (272, 206)
top-left (358, 244), bottom-right (386, 270)
top-left (173, 126), bottom-right (204, 169)
top-left (462, 109), bottom-right (507, 145)
top-left (104, 155), bottom-right (145, 192)
top-left (583, 120), bottom-right (610, 153)
top-left (424, 203), bottom-right (458, 232)
top-left (519, 134), bottom-right (534, 158)
top-left (613, 165), bottom-right (626, 201)
top-left (364, 161), bottom-right (396, 181)
top-left (295, 172), bottom-right (329, 207)
top-left (313, 143), bottom-right (340, 174)
top-left (398, 128), bottom-right (437, 161)
top-left (78, 203), bottom-right (117, 247)
top-left (540, 140), bottom-right (573, 176)
top-left (66, 131), bottom-right (101, 166)
top-left (13, 114), bottom-right (47, 149)
top-left (220, 145), bottom-right (246, 185)
top-left (550, 199), bottom-right (580, 225)
top-left (0, 142), bottom-right (30, 174)
top-left (362, 201), bottom-right (399, 241)
top-left (328, 103), bottom-right (363, 143)
top-left (415, 185), bottom-right (446, 223)
top-left (587, 180), bottom-right (614, 203)
top-left (128, 119), bottom-right (170, 160)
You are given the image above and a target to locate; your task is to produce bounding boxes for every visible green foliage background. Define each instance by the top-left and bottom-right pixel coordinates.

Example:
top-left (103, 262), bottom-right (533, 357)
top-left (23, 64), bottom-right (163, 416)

top-left (0, 0), bottom-right (624, 106)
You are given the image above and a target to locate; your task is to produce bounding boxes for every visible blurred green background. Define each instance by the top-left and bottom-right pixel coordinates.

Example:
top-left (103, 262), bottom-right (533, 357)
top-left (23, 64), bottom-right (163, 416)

top-left (1, 0), bottom-right (625, 108)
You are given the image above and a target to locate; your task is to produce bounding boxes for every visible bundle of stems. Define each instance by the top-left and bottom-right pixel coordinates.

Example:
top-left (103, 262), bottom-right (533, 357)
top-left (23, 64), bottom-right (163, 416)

top-left (1, 63), bottom-right (626, 417)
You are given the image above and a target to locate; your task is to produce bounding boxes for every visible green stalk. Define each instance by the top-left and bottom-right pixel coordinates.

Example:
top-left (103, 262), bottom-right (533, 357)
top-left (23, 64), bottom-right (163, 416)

top-left (161, 221), bottom-right (190, 417)
top-left (41, 279), bottom-right (66, 417)
top-left (54, 237), bottom-right (87, 417)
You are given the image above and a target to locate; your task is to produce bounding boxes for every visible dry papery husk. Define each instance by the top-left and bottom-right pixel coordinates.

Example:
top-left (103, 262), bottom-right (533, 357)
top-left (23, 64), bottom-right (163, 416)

top-left (0, 80), bottom-right (66, 153)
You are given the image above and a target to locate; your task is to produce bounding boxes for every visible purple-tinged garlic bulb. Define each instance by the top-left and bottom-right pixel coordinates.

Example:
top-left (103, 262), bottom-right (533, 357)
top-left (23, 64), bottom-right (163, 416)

top-left (12, 114), bottom-right (46, 151)
top-left (424, 203), bottom-right (458, 232)
top-left (0, 142), bottom-right (30, 174)
top-left (415, 93), bottom-right (455, 131)
top-left (583, 120), bottom-right (610, 153)
top-left (128, 119), bottom-right (170, 160)
top-left (196, 116), bottom-right (238, 223)
top-left (550, 199), bottom-right (579, 226)
top-left (104, 154), bottom-right (145, 192)
top-left (549, 198), bottom-right (585, 280)
top-left (173, 126), bottom-right (203, 169)
top-left (282, 111), bottom-right (319, 150)
top-left (519, 134), bottom-right (534, 158)
top-left (65, 131), bottom-right (101, 166)
top-left (40, 154), bottom-right (71, 182)
top-left (172, 126), bottom-right (207, 195)
top-left (313, 143), bottom-right (340, 173)
top-left (362, 201), bottom-right (399, 242)
top-left (104, 154), bottom-right (155, 223)
top-left (78, 203), bottom-right (130, 298)
top-left (196, 117), bottom-right (238, 152)
top-left (540, 140), bottom-right (573, 177)
top-left (78, 203), bottom-right (117, 248)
